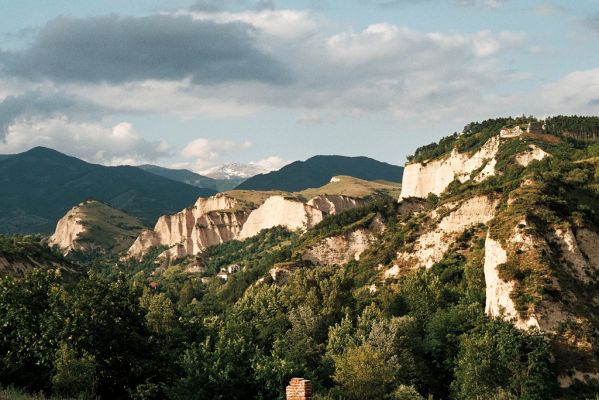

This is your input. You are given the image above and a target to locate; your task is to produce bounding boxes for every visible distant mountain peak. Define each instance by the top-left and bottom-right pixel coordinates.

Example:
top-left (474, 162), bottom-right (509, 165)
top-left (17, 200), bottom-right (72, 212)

top-left (203, 162), bottom-right (269, 180)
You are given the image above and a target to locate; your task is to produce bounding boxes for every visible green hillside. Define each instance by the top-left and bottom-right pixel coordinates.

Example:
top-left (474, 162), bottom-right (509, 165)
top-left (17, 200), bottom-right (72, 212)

top-left (0, 147), bottom-right (216, 234)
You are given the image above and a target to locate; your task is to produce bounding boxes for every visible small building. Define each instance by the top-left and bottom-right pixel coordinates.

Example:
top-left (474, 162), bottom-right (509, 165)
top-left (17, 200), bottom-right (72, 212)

top-left (216, 271), bottom-right (229, 281)
top-left (227, 263), bottom-right (242, 274)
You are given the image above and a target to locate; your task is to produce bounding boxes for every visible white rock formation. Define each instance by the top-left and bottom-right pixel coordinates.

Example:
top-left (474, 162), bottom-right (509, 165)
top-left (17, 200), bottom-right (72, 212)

top-left (515, 144), bottom-right (549, 167)
top-left (551, 227), bottom-right (599, 284)
top-left (483, 234), bottom-right (538, 329)
top-left (306, 194), bottom-right (364, 215)
top-left (302, 218), bottom-right (385, 265)
top-left (128, 191), bottom-right (371, 259)
top-left (392, 195), bottom-right (500, 272)
top-left (399, 136), bottom-right (501, 199)
top-left (49, 214), bottom-right (87, 253)
top-left (128, 193), bottom-right (250, 259)
top-left (500, 126), bottom-right (524, 138)
top-left (50, 200), bottom-right (145, 255)
top-left (238, 196), bottom-right (324, 239)
top-left (484, 222), bottom-right (581, 332)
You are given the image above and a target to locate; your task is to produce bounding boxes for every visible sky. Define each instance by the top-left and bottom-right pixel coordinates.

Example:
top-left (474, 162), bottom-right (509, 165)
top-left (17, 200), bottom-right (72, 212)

top-left (0, 0), bottom-right (598, 173)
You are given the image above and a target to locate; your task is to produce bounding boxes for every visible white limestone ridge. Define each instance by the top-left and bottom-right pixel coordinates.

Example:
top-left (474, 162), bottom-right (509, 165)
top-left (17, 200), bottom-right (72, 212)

top-left (128, 191), bottom-right (369, 259)
top-left (399, 135), bottom-right (502, 200)
top-left (238, 196), bottom-right (324, 239)
top-left (398, 126), bottom-right (550, 201)
top-left (482, 220), bottom-right (599, 332)
top-left (49, 200), bottom-right (145, 255)
top-left (127, 193), bottom-right (249, 259)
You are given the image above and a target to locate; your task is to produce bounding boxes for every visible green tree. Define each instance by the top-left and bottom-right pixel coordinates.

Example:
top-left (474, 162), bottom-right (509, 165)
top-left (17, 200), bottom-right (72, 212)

top-left (60, 273), bottom-right (155, 399)
top-left (141, 291), bottom-right (177, 335)
top-left (52, 342), bottom-right (97, 399)
top-left (332, 343), bottom-right (396, 400)
top-left (0, 269), bottom-right (64, 392)
top-left (452, 321), bottom-right (555, 400)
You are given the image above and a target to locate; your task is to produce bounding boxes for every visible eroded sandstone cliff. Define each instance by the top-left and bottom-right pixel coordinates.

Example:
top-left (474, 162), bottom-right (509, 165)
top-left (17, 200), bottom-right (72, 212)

top-left (301, 217), bottom-right (385, 266)
top-left (391, 195), bottom-right (500, 273)
top-left (128, 188), bottom-right (378, 259)
top-left (128, 193), bottom-right (250, 259)
top-left (399, 136), bottom-right (501, 199)
top-left (49, 200), bottom-right (146, 255)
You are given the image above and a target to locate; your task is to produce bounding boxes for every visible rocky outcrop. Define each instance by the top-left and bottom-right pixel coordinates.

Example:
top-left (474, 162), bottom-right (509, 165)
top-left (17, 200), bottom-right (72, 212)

top-left (392, 195), bottom-right (500, 272)
top-left (306, 194), bottom-right (365, 215)
top-left (49, 200), bottom-right (146, 255)
top-left (399, 136), bottom-right (501, 199)
top-left (128, 193), bottom-right (250, 259)
top-left (302, 217), bottom-right (385, 266)
top-left (484, 222), bottom-right (599, 332)
top-left (49, 215), bottom-right (87, 253)
top-left (128, 191), bottom-right (372, 259)
top-left (239, 196), bottom-right (323, 239)
top-left (483, 234), bottom-right (539, 330)
top-left (515, 144), bottom-right (549, 167)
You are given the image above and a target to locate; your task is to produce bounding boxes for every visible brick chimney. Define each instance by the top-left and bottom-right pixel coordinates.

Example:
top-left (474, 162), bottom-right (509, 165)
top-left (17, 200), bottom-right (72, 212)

top-left (286, 378), bottom-right (312, 400)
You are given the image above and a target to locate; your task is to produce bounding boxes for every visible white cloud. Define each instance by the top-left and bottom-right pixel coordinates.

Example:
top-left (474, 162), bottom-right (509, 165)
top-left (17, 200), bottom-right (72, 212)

top-left (541, 69), bottom-right (599, 114)
top-left (181, 138), bottom-right (252, 169)
top-left (66, 79), bottom-right (261, 119)
top-left (454, 0), bottom-right (507, 8)
top-left (0, 117), bottom-right (169, 165)
top-left (172, 9), bottom-right (321, 40)
top-left (249, 155), bottom-right (289, 171)
top-left (0, 8), bottom-right (533, 139)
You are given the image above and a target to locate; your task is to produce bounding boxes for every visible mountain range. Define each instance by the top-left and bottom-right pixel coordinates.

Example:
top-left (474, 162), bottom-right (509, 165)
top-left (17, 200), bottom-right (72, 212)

top-left (0, 148), bottom-right (404, 234)
top-left (0, 147), bottom-right (215, 234)
top-left (237, 155), bottom-right (404, 191)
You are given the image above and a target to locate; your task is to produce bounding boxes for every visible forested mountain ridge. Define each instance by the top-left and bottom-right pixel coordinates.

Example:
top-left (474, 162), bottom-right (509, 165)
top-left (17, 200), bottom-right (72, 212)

top-left (236, 155), bottom-right (404, 191)
top-left (1, 116), bottom-right (599, 399)
top-left (0, 147), bottom-right (215, 234)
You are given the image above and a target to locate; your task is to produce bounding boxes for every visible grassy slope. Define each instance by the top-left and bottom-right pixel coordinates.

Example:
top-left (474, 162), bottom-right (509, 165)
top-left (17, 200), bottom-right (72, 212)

top-left (67, 200), bottom-right (147, 254)
top-left (222, 176), bottom-right (401, 209)
top-left (299, 175), bottom-right (401, 200)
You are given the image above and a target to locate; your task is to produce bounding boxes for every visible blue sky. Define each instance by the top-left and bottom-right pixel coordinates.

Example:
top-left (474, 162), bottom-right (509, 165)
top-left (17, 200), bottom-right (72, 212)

top-left (0, 0), bottom-right (598, 173)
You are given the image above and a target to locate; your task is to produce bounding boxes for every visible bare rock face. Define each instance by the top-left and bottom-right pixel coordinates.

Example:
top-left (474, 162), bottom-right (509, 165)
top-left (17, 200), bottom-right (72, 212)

top-left (484, 221), bottom-right (599, 333)
top-left (239, 196), bottom-right (324, 239)
top-left (128, 193), bottom-right (250, 259)
top-left (391, 195), bottom-right (500, 273)
top-left (302, 217), bottom-right (385, 266)
top-left (49, 214), bottom-right (87, 253)
top-left (399, 136), bottom-right (501, 200)
top-left (306, 195), bottom-right (365, 215)
top-left (484, 233), bottom-right (539, 330)
top-left (128, 191), bottom-right (372, 259)
top-left (515, 144), bottom-right (549, 167)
